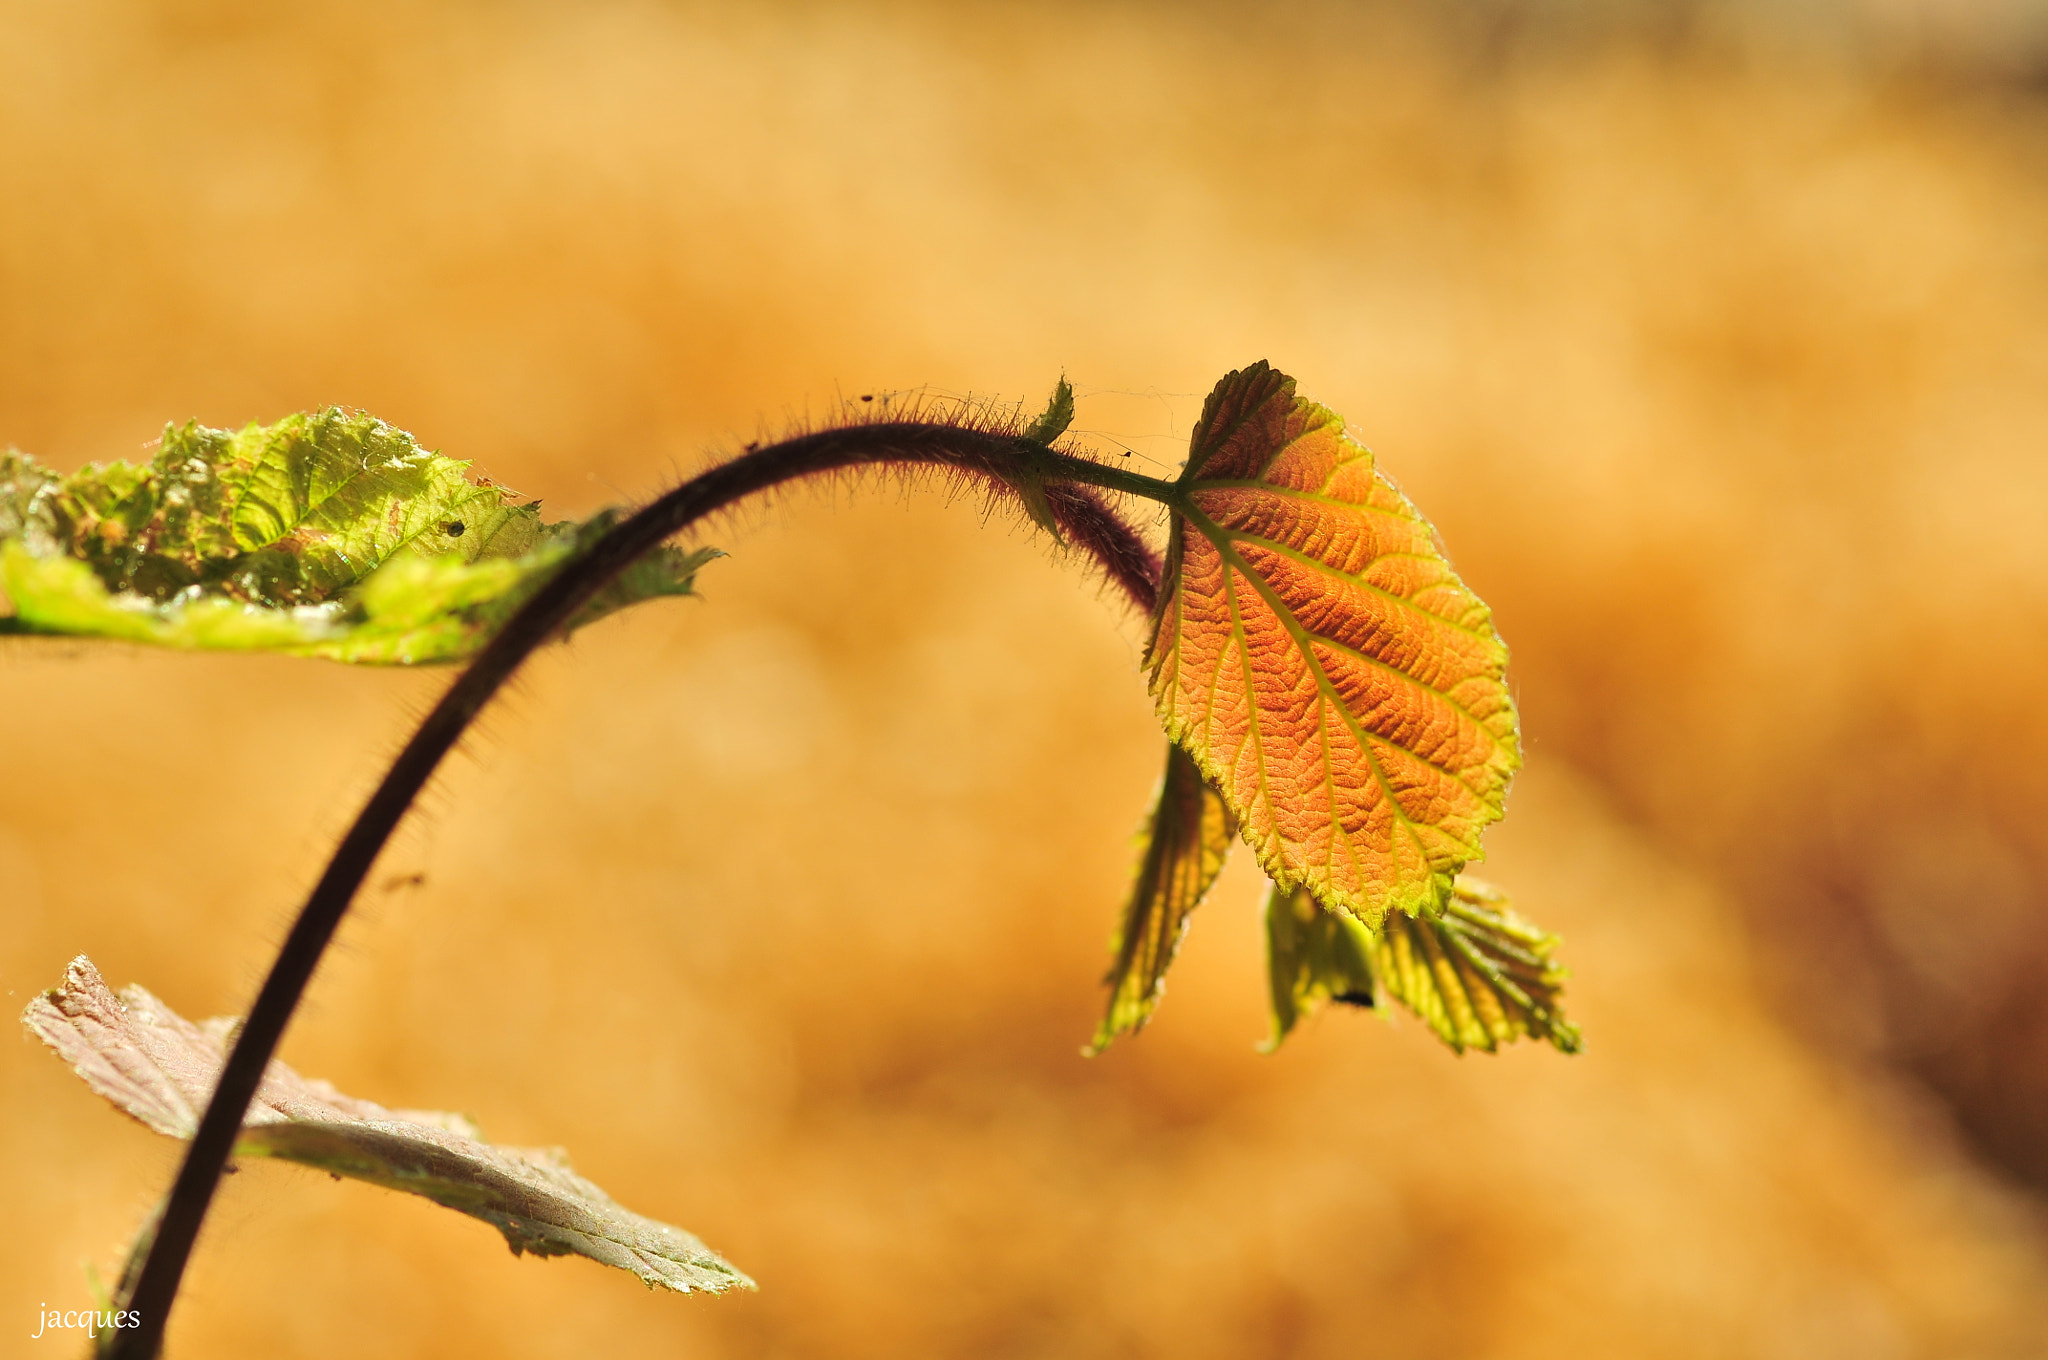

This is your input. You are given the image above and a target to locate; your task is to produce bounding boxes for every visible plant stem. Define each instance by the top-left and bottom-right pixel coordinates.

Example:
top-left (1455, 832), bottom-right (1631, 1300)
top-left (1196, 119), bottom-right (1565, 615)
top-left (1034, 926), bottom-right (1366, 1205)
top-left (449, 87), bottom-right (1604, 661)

top-left (108, 423), bottom-right (1172, 1359)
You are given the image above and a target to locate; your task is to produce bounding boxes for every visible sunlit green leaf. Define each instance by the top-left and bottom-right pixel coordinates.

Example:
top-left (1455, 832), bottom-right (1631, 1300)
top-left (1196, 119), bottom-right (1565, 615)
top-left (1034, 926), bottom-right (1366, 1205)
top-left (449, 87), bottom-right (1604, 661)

top-left (1370, 877), bottom-right (1580, 1054)
top-left (1089, 743), bottom-right (1237, 1053)
top-left (1259, 877), bottom-right (1379, 1052)
top-left (0, 410), bottom-right (715, 663)
top-left (1262, 877), bottom-right (1579, 1055)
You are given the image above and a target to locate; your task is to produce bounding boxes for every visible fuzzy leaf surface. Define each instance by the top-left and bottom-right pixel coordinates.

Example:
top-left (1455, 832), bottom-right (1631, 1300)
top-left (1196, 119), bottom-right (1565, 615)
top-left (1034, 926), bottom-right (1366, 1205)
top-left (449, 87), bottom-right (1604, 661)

top-left (1147, 363), bottom-right (1519, 925)
top-left (1262, 878), bottom-right (1579, 1054)
top-left (1089, 743), bottom-right (1237, 1053)
top-left (0, 412), bottom-right (714, 663)
top-left (24, 957), bottom-right (752, 1294)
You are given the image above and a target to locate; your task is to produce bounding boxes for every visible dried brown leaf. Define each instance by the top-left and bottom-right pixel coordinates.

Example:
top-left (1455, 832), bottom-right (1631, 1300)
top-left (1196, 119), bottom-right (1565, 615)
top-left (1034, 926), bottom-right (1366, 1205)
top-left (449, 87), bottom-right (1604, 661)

top-left (23, 956), bottom-right (751, 1295)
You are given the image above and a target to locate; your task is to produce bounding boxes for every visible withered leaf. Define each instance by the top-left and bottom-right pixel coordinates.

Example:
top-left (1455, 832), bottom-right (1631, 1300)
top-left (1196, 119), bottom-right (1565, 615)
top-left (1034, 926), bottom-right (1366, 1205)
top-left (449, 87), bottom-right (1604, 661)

top-left (23, 957), bottom-right (752, 1295)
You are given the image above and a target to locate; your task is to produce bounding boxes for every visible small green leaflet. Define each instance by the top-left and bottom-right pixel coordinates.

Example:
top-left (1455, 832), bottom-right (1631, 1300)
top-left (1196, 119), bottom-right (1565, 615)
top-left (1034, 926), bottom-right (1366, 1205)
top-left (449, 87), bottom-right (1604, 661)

top-left (1009, 376), bottom-right (1079, 540)
top-left (1019, 375), bottom-right (1076, 446)
top-left (0, 409), bottom-right (715, 664)
top-left (1263, 877), bottom-right (1580, 1054)
top-left (1089, 743), bottom-right (1237, 1054)
top-left (1258, 877), bottom-right (1379, 1053)
top-left (1091, 750), bottom-right (1578, 1059)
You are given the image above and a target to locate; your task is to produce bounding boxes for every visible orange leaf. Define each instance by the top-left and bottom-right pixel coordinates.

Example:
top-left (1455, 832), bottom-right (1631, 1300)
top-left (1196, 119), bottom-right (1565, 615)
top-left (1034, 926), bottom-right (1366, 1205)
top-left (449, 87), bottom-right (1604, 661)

top-left (1146, 363), bottom-right (1519, 924)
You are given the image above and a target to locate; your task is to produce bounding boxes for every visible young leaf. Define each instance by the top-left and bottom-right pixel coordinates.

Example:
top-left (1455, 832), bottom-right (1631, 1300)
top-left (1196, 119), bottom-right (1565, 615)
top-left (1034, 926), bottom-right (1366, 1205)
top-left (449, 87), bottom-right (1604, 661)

top-left (1369, 877), bottom-right (1580, 1054)
top-left (24, 957), bottom-right (752, 1295)
top-left (0, 411), bottom-right (716, 664)
top-left (1259, 877), bottom-right (1378, 1053)
top-left (1088, 743), bottom-right (1238, 1054)
top-left (1020, 375), bottom-right (1076, 446)
top-left (1262, 878), bottom-right (1579, 1055)
top-left (1147, 363), bottom-right (1520, 927)
top-left (1009, 375), bottom-right (1080, 540)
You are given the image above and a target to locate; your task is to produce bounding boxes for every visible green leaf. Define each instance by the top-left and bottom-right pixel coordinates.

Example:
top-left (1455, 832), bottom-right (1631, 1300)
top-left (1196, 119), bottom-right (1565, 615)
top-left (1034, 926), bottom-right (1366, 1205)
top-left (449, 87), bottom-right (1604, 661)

top-left (0, 410), bottom-right (716, 664)
top-left (1259, 877), bottom-right (1379, 1052)
top-left (1088, 743), bottom-right (1238, 1054)
top-left (1020, 374), bottom-right (1076, 446)
top-left (1262, 877), bottom-right (1579, 1055)
top-left (1371, 877), bottom-right (1581, 1054)
top-left (25, 957), bottom-right (752, 1296)
top-left (1007, 375), bottom-right (1079, 540)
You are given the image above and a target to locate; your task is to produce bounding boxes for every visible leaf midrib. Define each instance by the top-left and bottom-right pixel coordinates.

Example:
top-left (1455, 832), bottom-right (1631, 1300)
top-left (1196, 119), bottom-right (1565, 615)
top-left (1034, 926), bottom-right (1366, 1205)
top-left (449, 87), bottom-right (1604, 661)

top-left (1177, 505), bottom-right (1452, 902)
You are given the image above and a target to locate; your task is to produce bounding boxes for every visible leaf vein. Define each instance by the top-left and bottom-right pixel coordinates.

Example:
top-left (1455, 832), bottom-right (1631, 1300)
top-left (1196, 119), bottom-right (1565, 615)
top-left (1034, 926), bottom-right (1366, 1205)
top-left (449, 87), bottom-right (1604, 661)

top-left (1189, 505), bottom-right (1501, 807)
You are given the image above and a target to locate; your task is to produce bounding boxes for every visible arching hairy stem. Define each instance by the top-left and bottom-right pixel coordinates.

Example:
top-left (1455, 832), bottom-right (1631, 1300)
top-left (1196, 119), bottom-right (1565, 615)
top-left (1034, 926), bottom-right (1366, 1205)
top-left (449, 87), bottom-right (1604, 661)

top-left (108, 421), bottom-right (1171, 1360)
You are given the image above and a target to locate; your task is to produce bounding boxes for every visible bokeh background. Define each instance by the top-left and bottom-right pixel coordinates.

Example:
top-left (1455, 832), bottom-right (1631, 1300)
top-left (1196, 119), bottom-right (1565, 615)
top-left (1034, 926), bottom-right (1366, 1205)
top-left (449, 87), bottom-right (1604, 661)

top-left (7, 0), bottom-right (2048, 1355)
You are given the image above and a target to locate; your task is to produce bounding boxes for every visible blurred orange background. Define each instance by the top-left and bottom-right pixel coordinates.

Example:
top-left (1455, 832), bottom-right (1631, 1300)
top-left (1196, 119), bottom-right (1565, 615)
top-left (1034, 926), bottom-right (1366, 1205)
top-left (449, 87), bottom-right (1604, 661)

top-left (7, 1), bottom-right (2048, 1355)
